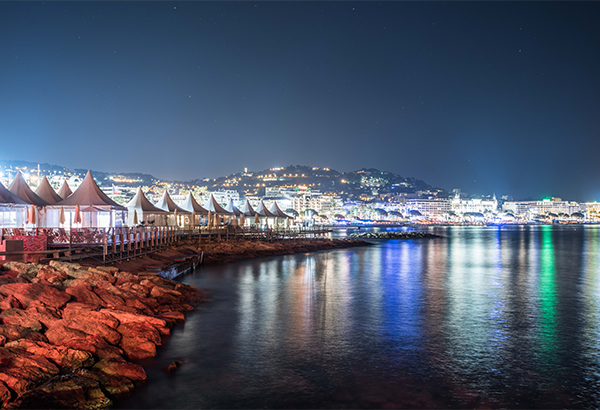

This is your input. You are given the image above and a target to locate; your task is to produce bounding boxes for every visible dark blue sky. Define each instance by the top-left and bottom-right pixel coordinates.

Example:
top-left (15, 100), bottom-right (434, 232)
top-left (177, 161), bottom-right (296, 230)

top-left (1, 2), bottom-right (598, 200)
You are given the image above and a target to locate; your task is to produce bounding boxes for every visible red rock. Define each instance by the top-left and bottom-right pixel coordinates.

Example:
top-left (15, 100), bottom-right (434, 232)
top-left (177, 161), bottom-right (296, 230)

top-left (164, 360), bottom-right (183, 373)
top-left (62, 301), bottom-right (102, 312)
top-left (0, 335), bottom-right (6, 346)
top-left (0, 380), bottom-right (11, 407)
top-left (61, 335), bottom-right (123, 360)
top-left (119, 337), bottom-right (156, 360)
top-left (150, 285), bottom-right (183, 303)
top-left (87, 267), bottom-right (117, 283)
top-left (5, 339), bottom-right (94, 369)
top-left (68, 269), bottom-right (112, 286)
top-left (64, 318), bottom-right (121, 345)
top-left (65, 286), bottom-right (107, 307)
top-left (94, 288), bottom-right (126, 307)
top-left (118, 282), bottom-right (149, 297)
top-left (93, 357), bottom-right (147, 382)
top-left (0, 308), bottom-right (43, 331)
top-left (0, 295), bottom-right (22, 309)
top-left (45, 323), bottom-right (88, 345)
top-left (117, 322), bottom-right (161, 345)
top-left (159, 311), bottom-right (186, 322)
top-left (138, 297), bottom-right (160, 309)
top-left (0, 370), bottom-right (38, 396)
top-left (0, 283), bottom-right (71, 309)
top-left (0, 347), bottom-right (60, 379)
top-left (0, 324), bottom-right (48, 343)
top-left (125, 298), bottom-right (155, 315)
top-left (100, 309), bottom-right (167, 329)
top-left (62, 308), bottom-right (119, 329)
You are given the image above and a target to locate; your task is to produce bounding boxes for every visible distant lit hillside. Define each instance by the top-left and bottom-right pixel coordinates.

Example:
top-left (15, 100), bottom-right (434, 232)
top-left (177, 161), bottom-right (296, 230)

top-left (0, 160), bottom-right (442, 199)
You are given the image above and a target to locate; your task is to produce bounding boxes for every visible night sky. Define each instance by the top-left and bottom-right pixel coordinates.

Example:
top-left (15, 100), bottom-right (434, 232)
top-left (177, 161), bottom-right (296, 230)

top-left (1, 2), bottom-right (599, 201)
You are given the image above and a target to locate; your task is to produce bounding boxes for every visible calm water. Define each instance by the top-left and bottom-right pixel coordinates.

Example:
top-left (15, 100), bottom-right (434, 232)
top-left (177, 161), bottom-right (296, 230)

top-left (115, 225), bottom-right (600, 409)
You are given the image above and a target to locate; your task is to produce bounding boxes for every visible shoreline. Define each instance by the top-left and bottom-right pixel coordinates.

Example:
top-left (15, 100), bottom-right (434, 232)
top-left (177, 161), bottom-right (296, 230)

top-left (0, 237), bottom-right (370, 409)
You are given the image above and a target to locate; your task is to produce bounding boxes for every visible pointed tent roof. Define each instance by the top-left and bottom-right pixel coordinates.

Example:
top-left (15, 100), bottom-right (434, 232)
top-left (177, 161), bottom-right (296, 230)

top-left (0, 181), bottom-right (28, 205)
top-left (35, 176), bottom-right (63, 204)
top-left (155, 190), bottom-right (189, 213)
top-left (126, 188), bottom-right (167, 214)
top-left (203, 194), bottom-right (233, 215)
top-left (56, 171), bottom-right (125, 210)
top-left (238, 199), bottom-right (257, 217)
top-left (179, 192), bottom-right (209, 215)
top-left (8, 171), bottom-right (49, 206)
top-left (58, 181), bottom-right (73, 200)
top-left (269, 201), bottom-right (292, 218)
top-left (254, 200), bottom-right (277, 217)
top-left (224, 198), bottom-right (242, 216)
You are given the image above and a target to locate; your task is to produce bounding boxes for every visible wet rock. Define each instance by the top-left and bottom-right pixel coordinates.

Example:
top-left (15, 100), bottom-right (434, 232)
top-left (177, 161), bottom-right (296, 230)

top-left (158, 311), bottom-right (185, 322)
top-left (11, 370), bottom-right (111, 410)
top-left (93, 357), bottom-right (147, 382)
top-left (164, 360), bottom-right (183, 373)
top-left (96, 372), bottom-right (134, 398)
top-left (0, 282), bottom-right (71, 309)
top-left (0, 346), bottom-right (60, 394)
top-left (150, 285), bottom-right (183, 303)
top-left (125, 298), bottom-right (155, 315)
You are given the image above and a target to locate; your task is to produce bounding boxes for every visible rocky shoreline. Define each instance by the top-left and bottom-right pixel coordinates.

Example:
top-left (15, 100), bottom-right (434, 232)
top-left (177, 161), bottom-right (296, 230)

top-left (0, 260), bottom-right (203, 409)
top-left (0, 238), bottom-right (369, 409)
top-left (347, 231), bottom-right (441, 239)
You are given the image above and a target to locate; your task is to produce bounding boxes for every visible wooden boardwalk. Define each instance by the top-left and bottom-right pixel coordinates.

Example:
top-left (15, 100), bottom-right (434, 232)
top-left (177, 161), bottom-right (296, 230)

top-left (0, 226), bottom-right (331, 264)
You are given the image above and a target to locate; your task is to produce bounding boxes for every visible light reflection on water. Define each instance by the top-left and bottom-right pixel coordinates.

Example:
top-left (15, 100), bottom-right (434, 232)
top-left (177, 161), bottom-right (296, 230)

top-left (115, 225), bottom-right (600, 409)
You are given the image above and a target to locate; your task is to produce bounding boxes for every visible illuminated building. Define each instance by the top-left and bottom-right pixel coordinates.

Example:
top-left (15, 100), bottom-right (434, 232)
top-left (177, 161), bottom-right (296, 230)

top-left (405, 198), bottom-right (451, 219)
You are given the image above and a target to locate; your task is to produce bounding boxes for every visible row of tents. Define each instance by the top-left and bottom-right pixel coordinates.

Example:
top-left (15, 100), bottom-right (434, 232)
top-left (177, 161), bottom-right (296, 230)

top-left (0, 170), bottom-right (292, 229)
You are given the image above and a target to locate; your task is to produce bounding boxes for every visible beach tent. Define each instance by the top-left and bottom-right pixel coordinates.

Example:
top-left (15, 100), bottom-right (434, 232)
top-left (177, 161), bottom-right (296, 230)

top-left (51, 171), bottom-right (126, 228)
top-left (155, 190), bottom-right (190, 227)
top-left (58, 181), bottom-right (73, 200)
top-left (8, 171), bottom-right (49, 206)
top-left (35, 176), bottom-right (63, 204)
top-left (125, 188), bottom-right (168, 226)
top-left (268, 200), bottom-right (293, 228)
top-left (225, 198), bottom-right (242, 216)
top-left (0, 181), bottom-right (28, 228)
top-left (254, 200), bottom-right (277, 227)
top-left (203, 194), bottom-right (234, 216)
top-left (238, 199), bottom-right (258, 217)
top-left (179, 192), bottom-right (209, 226)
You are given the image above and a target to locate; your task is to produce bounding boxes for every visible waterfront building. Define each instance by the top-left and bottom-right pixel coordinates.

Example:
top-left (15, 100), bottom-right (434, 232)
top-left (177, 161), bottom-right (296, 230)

top-left (210, 190), bottom-right (240, 207)
top-left (405, 198), bottom-right (451, 219)
top-left (451, 195), bottom-right (498, 216)
top-left (502, 199), bottom-right (585, 219)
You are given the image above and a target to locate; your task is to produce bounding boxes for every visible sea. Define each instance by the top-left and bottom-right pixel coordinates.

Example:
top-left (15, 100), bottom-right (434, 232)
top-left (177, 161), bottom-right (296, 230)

top-left (114, 225), bottom-right (600, 409)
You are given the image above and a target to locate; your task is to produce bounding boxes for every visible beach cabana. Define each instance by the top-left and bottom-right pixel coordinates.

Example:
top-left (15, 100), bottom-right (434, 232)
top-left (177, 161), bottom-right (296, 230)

top-left (0, 181), bottom-right (28, 228)
top-left (8, 171), bottom-right (49, 227)
top-left (155, 190), bottom-right (190, 227)
top-left (268, 200), bottom-right (293, 228)
top-left (238, 199), bottom-right (258, 226)
top-left (52, 171), bottom-right (126, 228)
top-left (9, 171), bottom-right (49, 207)
top-left (35, 176), bottom-right (63, 205)
top-left (179, 192), bottom-right (209, 226)
top-left (202, 194), bottom-right (233, 227)
top-left (254, 200), bottom-right (277, 228)
top-left (125, 188), bottom-right (168, 226)
top-left (58, 181), bottom-right (73, 200)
